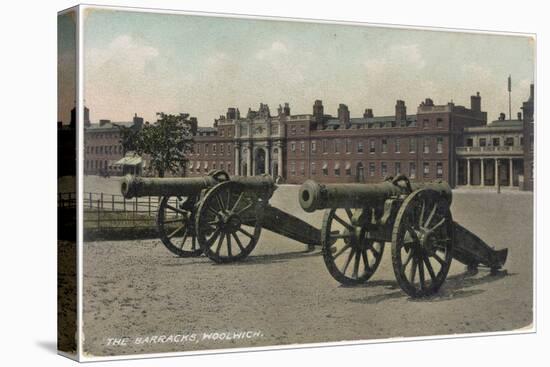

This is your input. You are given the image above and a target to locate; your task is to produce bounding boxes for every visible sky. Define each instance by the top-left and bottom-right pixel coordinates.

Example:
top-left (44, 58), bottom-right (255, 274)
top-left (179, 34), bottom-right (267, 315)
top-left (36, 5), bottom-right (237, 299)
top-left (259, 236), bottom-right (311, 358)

top-left (58, 7), bottom-right (535, 126)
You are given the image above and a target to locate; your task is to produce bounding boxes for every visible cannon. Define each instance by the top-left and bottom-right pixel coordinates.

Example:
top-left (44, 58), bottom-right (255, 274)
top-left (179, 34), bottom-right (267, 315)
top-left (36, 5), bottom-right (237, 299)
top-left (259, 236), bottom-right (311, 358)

top-left (299, 175), bottom-right (508, 297)
top-left (121, 171), bottom-right (322, 263)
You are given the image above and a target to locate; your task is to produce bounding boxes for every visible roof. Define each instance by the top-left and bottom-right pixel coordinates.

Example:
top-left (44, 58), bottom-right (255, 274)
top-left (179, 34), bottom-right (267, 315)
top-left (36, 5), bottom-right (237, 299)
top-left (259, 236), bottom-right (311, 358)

top-left (114, 155), bottom-right (143, 166)
top-left (464, 119), bottom-right (523, 133)
top-left (488, 119), bottom-right (523, 127)
top-left (325, 114), bottom-right (417, 128)
top-left (86, 121), bottom-right (134, 131)
top-left (197, 127), bottom-right (217, 133)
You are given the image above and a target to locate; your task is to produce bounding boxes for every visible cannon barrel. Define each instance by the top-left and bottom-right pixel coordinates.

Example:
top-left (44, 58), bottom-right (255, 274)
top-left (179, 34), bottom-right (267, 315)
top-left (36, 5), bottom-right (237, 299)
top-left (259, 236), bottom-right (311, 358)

top-left (299, 179), bottom-right (452, 212)
top-left (121, 174), bottom-right (277, 199)
top-left (121, 174), bottom-right (220, 199)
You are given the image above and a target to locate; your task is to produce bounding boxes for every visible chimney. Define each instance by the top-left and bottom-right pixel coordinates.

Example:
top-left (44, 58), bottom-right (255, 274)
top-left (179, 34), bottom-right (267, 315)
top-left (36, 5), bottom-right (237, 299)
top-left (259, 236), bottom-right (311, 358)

top-left (499, 113), bottom-right (506, 120)
top-left (395, 100), bottom-right (407, 123)
top-left (99, 119), bottom-right (110, 126)
top-left (363, 108), bottom-right (373, 119)
top-left (471, 92), bottom-right (481, 112)
top-left (337, 104), bottom-right (350, 127)
top-left (226, 107), bottom-right (236, 120)
top-left (283, 102), bottom-right (291, 116)
top-left (189, 117), bottom-right (198, 135)
top-left (530, 84), bottom-right (534, 101)
top-left (84, 106), bottom-right (91, 127)
top-left (313, 100), bottom-right (324, 121)
top-left (132, 113), bottom-right (143, 128)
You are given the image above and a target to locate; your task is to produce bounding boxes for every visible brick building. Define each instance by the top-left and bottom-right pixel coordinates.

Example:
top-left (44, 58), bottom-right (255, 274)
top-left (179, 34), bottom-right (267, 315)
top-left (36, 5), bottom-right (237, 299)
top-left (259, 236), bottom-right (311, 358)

top-left (83, 113), bottom-right (145, 176)
top-left (187, 92), bottom-right (492, 187)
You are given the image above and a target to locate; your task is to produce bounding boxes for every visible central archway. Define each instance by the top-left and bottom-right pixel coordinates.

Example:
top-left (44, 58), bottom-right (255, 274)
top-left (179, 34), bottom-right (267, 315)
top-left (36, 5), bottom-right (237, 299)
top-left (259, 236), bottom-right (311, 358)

top-left (254, 148), bottom-right (266, 175)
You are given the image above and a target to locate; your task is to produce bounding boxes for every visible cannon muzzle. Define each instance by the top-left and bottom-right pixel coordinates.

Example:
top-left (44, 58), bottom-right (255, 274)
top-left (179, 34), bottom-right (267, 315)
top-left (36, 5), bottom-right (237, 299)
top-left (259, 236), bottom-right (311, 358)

top-left (299, 178), bottom-right (452, 212)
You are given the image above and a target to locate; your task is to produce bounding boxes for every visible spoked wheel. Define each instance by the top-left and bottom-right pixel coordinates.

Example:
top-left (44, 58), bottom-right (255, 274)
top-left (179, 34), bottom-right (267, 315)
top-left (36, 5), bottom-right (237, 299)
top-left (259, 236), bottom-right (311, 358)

top-left (391, 189), bottom-right (454, 297)
top-left (196, 181), bottom-right (263, 263)
top-left (321, 208), bottom-right (385, 285)
top-left (157, 195), bottom-right (202, 257)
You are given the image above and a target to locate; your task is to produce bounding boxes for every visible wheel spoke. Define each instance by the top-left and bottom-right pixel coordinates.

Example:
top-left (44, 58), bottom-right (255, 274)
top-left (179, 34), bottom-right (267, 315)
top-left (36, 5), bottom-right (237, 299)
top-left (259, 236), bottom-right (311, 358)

top-left (207, 206), bottom-right (220, 217)
top-left (191, 235), bottom-right (196, 250)
top-left (352, 249), bottom-right (361, 279)
top-left (431, 252), bottom-right (445, 265)
top-left (206, 228), bottom-right (221, 248)
top-left (232, 232), bottom-right (246, 252)
top-left (333, 214), bottom-right (354, 231)
top-left (406, 225), bottom-right (420, 242)
top-left (165, 204), bottom-right (187, 215)
top-left (361, 248), bottom-right (371, 273)
top-left (418, 259), bottom-right (425, 290)
top-left (226, 233), bottom-right (232, 257)
top-left (345, 208), bottom-right (354, 221)
top-left (342, 248), bottom-right (355, 275)
top-left (424, 255), bottom-right (437, 280)
top-left (330, 232), bottom-right (351, 240)
top-left (424, 203), bottom-right (438, 228)
top-left (409, 257), bottom-right (417, 283)
top-left (215, 194), bottom-right (226, 211)
top-left (231, 192), bottom-right (244, 212)
top-left (226, 189), bottom-right (232, 211)
top-left (428, 217), bottom-right (446, 232)
top-left (167, 225), bottom-right (186, 239)
top-left (180, 230), bottom-right (188, 249)
top-left (215, 233), bottom-right (224, 255)
top-left (163, 218), bottom-right (185, 225)
top-left (419, 200), bottom-right (425, 227)
top-left (402, 248), bottom-right (414, 268)
top-left (235, 202), bottom-right (253, 215)
top-left (332, 243), bottom-right (351, 260)
top-left (237, 227), bottom-right (254, 239)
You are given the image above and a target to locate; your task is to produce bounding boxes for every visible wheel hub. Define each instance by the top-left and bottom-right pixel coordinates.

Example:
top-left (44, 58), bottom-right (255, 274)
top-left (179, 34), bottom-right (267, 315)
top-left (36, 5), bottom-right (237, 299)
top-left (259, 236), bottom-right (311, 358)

top-left (218, 211), bottom-right (241, 233)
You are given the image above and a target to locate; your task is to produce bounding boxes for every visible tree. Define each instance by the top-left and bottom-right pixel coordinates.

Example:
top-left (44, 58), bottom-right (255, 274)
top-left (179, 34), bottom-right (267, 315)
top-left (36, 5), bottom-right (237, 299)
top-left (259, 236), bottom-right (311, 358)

top-left (134, 113), bottom-right (194, 177)
top-left (115, 123), bottom-right (141, 155)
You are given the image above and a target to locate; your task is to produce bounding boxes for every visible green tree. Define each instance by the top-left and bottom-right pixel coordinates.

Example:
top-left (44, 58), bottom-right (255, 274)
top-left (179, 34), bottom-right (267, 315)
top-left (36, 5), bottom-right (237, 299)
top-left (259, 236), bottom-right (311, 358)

top-left (134, 113), bottom-right (194, 177)
top-left (115, 123), bottom-right (141, 155)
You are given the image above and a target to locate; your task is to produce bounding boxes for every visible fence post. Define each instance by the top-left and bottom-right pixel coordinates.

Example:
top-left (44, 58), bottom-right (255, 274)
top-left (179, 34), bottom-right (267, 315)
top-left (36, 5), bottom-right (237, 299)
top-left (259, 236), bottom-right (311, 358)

top-left (123, 197), bottom-right (126, 211)
top-left (101, 192), bottom-right (104, 209)
top-left (97, 200), bottom-right (101, 229)
top-left (89, 192), bottom-right (92, 209)
top-left (135, 197), bottom-right (138, 213)
top-left (112, 194), bottom-right (115, 211)
top-left (148, 196), bottom-right (151, 216)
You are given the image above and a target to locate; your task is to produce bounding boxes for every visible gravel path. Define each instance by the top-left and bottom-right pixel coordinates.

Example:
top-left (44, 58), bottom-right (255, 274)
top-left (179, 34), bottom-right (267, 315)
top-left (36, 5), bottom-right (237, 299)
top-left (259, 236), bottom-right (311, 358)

top-left (82, 185), bottom-right (533, 357)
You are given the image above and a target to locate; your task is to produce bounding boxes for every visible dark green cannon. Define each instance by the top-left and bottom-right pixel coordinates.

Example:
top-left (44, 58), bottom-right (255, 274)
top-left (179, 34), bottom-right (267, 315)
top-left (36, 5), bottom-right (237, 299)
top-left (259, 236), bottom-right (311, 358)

top-left (298, 175), bottom-right (508, 298)
top-left (121, 170), bottom-right (322, 263)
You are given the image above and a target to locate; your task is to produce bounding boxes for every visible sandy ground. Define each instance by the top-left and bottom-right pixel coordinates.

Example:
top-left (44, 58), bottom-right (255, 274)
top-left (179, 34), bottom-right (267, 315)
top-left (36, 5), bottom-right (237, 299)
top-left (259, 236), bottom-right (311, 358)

top-left (82, 181), bottom-right (533, 357)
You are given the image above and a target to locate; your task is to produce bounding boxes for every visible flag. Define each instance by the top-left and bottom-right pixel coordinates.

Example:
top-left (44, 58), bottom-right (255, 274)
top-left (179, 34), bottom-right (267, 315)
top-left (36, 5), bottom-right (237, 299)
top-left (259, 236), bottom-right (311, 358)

top-left (508, 75), bottom-right (511, 92)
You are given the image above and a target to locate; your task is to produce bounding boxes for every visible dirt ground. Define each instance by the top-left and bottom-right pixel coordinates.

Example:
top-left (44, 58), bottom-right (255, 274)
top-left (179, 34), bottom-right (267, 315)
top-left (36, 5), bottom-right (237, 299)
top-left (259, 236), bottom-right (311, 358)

top-left (82, 182), bottom-right (533, 357)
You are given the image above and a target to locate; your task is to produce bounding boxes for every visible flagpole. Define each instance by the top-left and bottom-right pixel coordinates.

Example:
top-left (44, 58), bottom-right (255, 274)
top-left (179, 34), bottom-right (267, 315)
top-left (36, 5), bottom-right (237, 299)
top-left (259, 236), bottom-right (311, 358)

top-left (508, 75), bottom-right (512, 120)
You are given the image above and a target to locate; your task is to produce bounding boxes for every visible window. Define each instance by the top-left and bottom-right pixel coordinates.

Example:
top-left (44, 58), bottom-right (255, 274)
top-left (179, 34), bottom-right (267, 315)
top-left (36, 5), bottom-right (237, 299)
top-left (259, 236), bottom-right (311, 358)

top-left (369, 162), bottom-right (375, 177)
top-left (409, 137), bottom-right (416, 153)
top-left (436, 137), bottom-right (443, 153)
top-left (345, 162), bottom-right (351, 176)
top-left (423, 138), bottom-right (430, 154)
top-left (311, 140), bottom-right (317, 153)
top-left (322, 162), bottom-right (328, 176)
top-left (436, 118), bottom-right (443, 128)
top-left (369, 140), bottom-right (375, 153)
top-left (227, 162), bottom-right (232, 173)
top-left (220, 128), bottom-right (224, 137)
top-left (381, 162), bottom-right (387, 177)
top-left (290, 161), bottom-right (296, 176)
top-left (346, 139), bottom-right (351, 153)
top-left (322, 139), bottom-right (328, 153)
top-left (300, 125), bottom-right (306, 135)
top-left (409, 162), bottom-right (416, 179)
top-left (423, 119), bottom-right (429, 128)
top-left (334, 162), bottom-right (341, 176)
top-left (395, 138), bottom-right (401, 153)
top-left (220, 144), bottom-right (224, 154)
top-left (300, 162), bottom-right (305, 176)
top-left (466, 138), bottom-right (473, 147)
top-left (311, 162), bottom-right (316, 175)
top-left (290, 125), bottom-right (296, 135)
top-left (205, 144), bottom-right (209, 154)
top-left (436, 162), bottom-right (443, 178)
top-left (227, 143), bottom-right (231, 155)
top-left (382, 139), bottom-right (388, 153)
top-left (492, 138), bottom-right (500, 147)
top-left (213, 144), bottom-right (217, 154)
top-left (301, 141), bottom-right (305, 152)
top-left (479, 138), bottom-right (487, 147)
top-left (335, 139), bottom-right (340, 153)
top-left (213, 162), bottom-right (217, 170)
top-left (505, 137), bottom-right (514, 146)
top-left (357, 141), bottom-right (364, 153)
top-left (395, 162), bottom-right (401, 175)
top-left (291, 142), bottom-right (296, 152)
top-left (423, 162), bottom-right (430, 177)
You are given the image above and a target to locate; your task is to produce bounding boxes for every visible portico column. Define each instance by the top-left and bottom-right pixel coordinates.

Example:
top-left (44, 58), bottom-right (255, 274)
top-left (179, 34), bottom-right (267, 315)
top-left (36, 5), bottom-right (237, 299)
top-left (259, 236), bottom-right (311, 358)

top-left (278, 143), bottom-right (284, 178)
top-left (247, 144), bottom-right (252, 176)
top-left (466, 158), bottom-right (471, 186)
top-left (509, 158), bottom-right (514, 187)
top-left (481, 158), bottom-right (485, 186)
top-left (265, 145), bottom-right (271, 175)
top-left (234, 144), bottom-right (240, 175)
top-left (495, 158), bottom-right (499, 187)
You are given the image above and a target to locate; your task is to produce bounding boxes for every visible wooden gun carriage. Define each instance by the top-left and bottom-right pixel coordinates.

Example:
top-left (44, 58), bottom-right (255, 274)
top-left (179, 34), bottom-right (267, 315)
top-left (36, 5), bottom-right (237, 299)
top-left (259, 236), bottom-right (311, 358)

top-left (121, 170), bottom-right (321, 263)
top-left (298, 175), bottom-right (508, 297)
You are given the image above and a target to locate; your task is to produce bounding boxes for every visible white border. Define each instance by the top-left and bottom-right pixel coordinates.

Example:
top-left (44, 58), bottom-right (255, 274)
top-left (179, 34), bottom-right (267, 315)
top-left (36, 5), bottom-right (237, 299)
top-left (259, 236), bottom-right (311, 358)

top-left (71, 3), bottom-right (537, 363)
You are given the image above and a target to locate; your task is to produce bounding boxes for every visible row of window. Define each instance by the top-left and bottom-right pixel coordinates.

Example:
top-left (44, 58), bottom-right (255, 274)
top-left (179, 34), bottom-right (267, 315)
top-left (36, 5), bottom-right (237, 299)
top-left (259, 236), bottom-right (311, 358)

top-left (465, 136), bottom-right (519, 147)
top-left (85, 160), bottom-right (121, 171)
top-left (188, 161), bottom-right (232, 173)
top-left (87, 132), bottom-right (119, 140)
top-left (193, 142), bottom-right (232, 156)
top-left (86, 145), bottom-right (123, 155)
top-left (289, 161), bottom-right (444, 179)
top-left (289, 136), bottom-right (445, 155)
